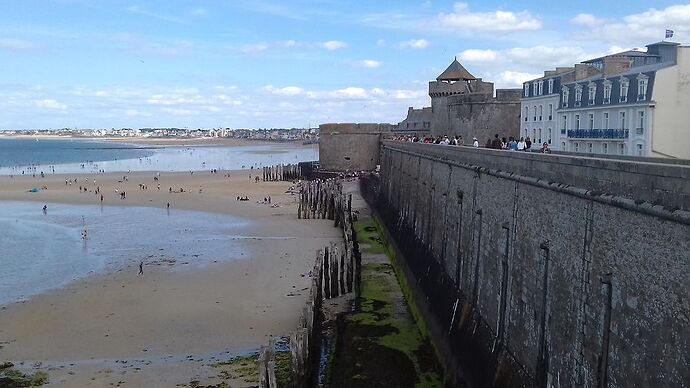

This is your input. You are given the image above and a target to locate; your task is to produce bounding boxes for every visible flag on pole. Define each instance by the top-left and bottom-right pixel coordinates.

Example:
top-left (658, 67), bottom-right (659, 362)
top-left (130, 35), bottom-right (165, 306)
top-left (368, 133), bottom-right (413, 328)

top-left (666, 29), bottom-right (674, 39)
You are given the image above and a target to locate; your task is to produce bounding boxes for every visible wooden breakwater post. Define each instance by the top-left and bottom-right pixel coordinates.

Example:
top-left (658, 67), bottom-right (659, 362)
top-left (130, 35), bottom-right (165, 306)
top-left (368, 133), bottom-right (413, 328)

top-left (258, 337), bottom-right (277, 388)
top-left (257, 177), bottom-right (361, 387)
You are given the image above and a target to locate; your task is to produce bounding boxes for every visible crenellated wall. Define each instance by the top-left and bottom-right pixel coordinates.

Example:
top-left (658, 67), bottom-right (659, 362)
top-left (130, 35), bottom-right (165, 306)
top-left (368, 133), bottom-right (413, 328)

top-left (375, 140), bottom-right (690, 387)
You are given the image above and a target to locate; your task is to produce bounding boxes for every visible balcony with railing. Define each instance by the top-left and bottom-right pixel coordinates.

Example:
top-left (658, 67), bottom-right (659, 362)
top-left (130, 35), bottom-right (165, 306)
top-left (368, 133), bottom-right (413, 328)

top-left (566, 128), bottom-right (629, 139)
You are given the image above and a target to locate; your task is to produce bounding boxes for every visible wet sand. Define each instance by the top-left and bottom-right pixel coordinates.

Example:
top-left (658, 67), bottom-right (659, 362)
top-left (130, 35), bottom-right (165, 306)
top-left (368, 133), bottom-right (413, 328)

top-left (0, 169), bottom-right (339, 387)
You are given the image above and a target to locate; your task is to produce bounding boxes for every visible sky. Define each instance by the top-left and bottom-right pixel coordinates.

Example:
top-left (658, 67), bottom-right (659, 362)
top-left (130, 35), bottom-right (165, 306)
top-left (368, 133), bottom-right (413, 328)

top-left (0, 0), bottom-right (688, 130)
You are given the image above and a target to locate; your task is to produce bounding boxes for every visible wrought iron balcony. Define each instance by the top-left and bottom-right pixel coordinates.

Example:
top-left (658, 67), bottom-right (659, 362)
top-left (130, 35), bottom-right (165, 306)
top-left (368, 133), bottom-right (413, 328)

top-left (566, 129), bottom-right (629, 139)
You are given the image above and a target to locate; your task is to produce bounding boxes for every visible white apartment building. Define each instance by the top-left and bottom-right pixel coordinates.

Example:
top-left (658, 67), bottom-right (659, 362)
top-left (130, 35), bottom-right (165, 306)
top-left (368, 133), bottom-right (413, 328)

top-left (557, 42), bottom-right (690, 158)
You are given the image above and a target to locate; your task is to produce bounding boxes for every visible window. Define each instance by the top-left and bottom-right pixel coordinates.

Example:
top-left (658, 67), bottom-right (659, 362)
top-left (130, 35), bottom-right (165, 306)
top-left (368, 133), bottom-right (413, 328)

top-left (562, 87), bottom-right (569, 108)
top-left (588, 113), bottom-right (594, 129)
top-left (548, 128), bottom-right (552, 144)
top-left (538, 129), bottom-right (542, 143)
top-left (562, 142), bottom-right (566, 150)
top-left (575, 114), bottom-right (580, 130)
top-left (619, 111), bottom-right (626, 130)
top-left (524, 107), bottom-right (528, 122)
top-left (533, 82), bottom-right (538, 96)
top-left (538, 81), bottom-right (544, 95)
top-left (637, 76), bottom-right (648, 101)
top-left (524, 83), bottom-right (529, 97)
top-left (533, 106), bottom-right (537, 121)
top-left (604, 112), bottom-right (610, 129)
top-left (548, 104), bottom-right (553, 120)
top-left (561, 115), bottom-right (567, 134)
top-left (588, 83), bottom-right (596, 105)
top-left (637, 144), bottom-right (643, 156)
top-left (575, 142), bottom-right (580, 152)
top-left (588, 143), bottom-right (593, 153)
top-left (637, 111), bottom-right (645, 134)
top-left (533, 129), bottom-right (537, 142)
top-left (619, 144), bottom-right (625, 155)
top-left (603, 82), bottom-right (612, 104)
top-left (603, 143), bottom-right (608, 154)
top-left (575, 85), bottom-right (583, 107)
top-left (620, 78), bottom-right (629, 103)
top-left (539, 105), bottom-right (543, 121)
top-left (548, 79), bottom-right (554, 94)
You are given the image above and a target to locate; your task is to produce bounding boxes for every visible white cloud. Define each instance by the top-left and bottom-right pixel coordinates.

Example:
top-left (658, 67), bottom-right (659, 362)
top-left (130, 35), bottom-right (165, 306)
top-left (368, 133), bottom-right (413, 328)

top-left (370, 88), bottom-right (386, 96)
top-left (34, 99), bottom-right (67, 110)
top-left (359, 59), bottom-right (382, 68)
top-left (0, 38), bottom-right (36, 51)
top-left (459, 45), bottom-right (598, 68)
top-left (241, 43), bottom-right (269, 54)
top-left (494, 71), bottom-right (542, 88)
top-left (262, 85), bottom-right (304, 96)
top-left (571, 13), bottom-right (602, 27)
top-left (459, 49), bottom-right (497, 62)
top-left (571, 5), bottom-right (690, 44)
top-left (332, 87), bottom-right (368, 99)
top-left (319, 40), bottom-right (347, 50)
top-left (397, 39), bottom-right (429, 49)
top-left (427, 2), bottom-right (541, 33)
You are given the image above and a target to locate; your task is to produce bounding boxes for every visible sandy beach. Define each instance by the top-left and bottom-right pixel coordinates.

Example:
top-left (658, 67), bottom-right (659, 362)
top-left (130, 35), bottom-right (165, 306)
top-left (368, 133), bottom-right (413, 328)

top-left (0, 168), bottom-right (340, 386)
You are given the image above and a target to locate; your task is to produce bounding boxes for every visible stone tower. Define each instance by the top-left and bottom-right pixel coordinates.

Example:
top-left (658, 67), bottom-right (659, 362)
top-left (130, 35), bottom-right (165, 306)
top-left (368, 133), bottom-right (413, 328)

top-left (429, 58), bottom-right (521, 141)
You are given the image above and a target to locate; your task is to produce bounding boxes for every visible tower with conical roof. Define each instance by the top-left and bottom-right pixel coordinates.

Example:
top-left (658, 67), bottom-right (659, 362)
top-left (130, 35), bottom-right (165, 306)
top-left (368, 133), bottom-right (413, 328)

top-left (428, 57), bottom-right (522, 139)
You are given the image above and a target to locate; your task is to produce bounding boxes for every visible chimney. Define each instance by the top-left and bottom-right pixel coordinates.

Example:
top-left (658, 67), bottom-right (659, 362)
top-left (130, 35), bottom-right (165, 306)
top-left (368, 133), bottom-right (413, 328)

top-left (574, 64), bottom-right (590, 80)
top-left (603, 56), bottom-right (632, 76)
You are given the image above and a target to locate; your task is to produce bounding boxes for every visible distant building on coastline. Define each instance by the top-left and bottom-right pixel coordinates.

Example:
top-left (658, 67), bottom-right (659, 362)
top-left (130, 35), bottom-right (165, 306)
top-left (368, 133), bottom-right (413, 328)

top-left (395, 106), bottom-right (432, 135)
top-left (429, 58), bottom-right (522, 142)
top-left (523, 41), bottom-right (690, 159)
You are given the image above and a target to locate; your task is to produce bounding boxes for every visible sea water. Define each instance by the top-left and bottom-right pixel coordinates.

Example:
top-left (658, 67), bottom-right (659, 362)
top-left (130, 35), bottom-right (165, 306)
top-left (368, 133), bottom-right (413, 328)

top-left (0, 138), bottom-right (318, 175)
top-left (0, 201), bottom-right (257, 306)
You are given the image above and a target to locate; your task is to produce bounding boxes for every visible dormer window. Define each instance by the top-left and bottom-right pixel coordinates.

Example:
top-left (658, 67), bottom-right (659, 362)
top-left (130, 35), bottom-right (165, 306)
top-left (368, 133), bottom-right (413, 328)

top-left (603, 80), bottom-right (612, 104)
top-left (574, 85), bottom-right (583, 107)
top-left (524, 83), bottom-right (529, 97)
top-left (588, 82), bottom-right (596, 105)
top-left (548, 79), bottom-right (554, 94)
top-left (637, 75), bottom-right (649, 101)
top-left (620, 77), bottom-right (629, 103)
top-left (562, 86), bottom-right (569, 108)
top-left (533, 82), bottom-right (538, 96)
top-left (538, 80), bottom-right (544, 95)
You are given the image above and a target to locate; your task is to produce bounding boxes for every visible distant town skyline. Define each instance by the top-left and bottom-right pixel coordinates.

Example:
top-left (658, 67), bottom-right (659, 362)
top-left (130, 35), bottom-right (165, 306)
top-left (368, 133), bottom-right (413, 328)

top-left (0, 0), bottom-right (687, 129)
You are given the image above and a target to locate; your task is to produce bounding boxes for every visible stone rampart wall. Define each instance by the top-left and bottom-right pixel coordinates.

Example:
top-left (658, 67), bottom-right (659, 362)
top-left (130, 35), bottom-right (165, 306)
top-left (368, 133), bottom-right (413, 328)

top-left (376, 140), bottom-right (689, 387)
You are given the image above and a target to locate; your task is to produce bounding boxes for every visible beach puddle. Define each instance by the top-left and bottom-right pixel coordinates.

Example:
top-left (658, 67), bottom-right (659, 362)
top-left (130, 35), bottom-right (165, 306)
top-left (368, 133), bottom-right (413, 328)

top-left (0, 201), bottom-right (254, 306)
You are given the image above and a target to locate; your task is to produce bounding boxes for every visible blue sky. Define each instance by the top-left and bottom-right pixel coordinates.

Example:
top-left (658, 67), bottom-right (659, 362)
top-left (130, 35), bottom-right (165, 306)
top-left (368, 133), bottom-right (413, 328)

top-left (0, 1), bottom-right (688, 129)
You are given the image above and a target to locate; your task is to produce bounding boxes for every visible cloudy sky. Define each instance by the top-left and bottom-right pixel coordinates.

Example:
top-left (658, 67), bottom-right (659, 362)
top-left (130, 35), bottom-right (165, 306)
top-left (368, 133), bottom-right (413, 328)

top-left (0, 1), bottom-right (688, 129)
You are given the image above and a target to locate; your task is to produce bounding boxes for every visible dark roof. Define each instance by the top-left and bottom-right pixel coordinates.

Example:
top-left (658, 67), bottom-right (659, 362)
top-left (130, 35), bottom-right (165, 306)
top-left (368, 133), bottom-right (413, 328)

top-left (437, 57), bottom-right (476, 81)
top-left (647, 41), bottom-right (681, 46)
top-left (561, 61), bottom-right (674, 85)
top-left (582, 50), bottom-right (658, 63)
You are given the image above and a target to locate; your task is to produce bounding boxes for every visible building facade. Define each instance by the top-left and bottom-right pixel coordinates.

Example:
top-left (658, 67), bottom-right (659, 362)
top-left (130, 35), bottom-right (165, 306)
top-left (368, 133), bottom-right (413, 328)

top-left (520, 67), bottom-right (576, 150)
top-left (526, 41), bottom-right (690, 159)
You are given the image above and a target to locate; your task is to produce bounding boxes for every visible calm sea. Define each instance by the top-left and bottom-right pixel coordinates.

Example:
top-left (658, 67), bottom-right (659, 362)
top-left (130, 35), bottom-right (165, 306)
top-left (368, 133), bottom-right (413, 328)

top-left (0, 201), bottom-right (264, 306)
top-left (0, 137), bottom-right (318, 175)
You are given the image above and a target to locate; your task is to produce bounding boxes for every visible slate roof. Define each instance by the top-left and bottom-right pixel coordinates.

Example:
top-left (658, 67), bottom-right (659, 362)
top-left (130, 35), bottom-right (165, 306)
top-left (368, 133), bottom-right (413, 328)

top-left (436, 57), bottom-right (476, 81)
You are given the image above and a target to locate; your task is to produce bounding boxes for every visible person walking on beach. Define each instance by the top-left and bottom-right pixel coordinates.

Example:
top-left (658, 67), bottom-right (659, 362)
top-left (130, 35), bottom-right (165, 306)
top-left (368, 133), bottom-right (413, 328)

top-left (138, 260), bottom-right (144, 276)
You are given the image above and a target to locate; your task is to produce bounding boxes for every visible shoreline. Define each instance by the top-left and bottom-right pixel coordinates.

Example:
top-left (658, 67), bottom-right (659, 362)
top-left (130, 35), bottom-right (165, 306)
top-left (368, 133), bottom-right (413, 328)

top-left (0, 169), bottom-right (338, 387)
top-left (0, 134), bottom-right (310, 147)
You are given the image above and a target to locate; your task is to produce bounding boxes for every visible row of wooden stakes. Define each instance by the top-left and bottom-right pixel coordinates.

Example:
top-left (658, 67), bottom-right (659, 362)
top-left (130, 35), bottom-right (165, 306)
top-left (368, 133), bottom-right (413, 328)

top-left (258, 180), bottom-right (359, 387)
